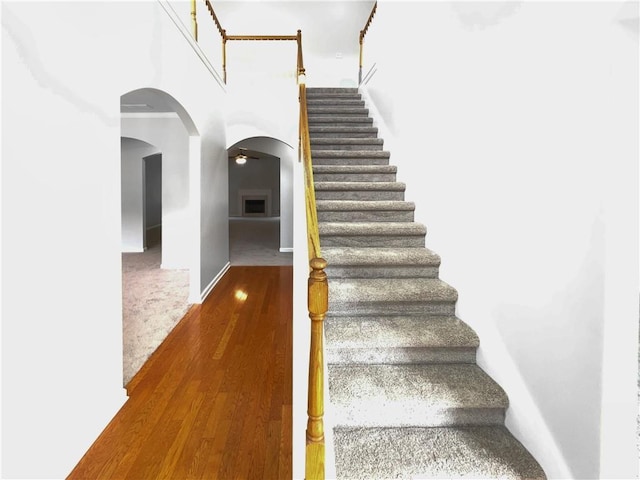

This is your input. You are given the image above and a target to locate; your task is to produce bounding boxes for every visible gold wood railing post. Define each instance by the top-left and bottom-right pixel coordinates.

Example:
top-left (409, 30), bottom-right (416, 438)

top-left (358, 32), bottom-right (364, 84)
top-left (297, 29), bottom-right (306, 80)
top-left (306, 257), bottom-right (327, 480)
top-left (191, 0), bottom-right (198, 40)
top-left (222, 30), bottom-right (227, 84)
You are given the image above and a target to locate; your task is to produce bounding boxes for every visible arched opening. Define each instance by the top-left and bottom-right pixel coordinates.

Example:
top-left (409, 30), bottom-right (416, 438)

top-left (120, 88), bottom-right (199, 387)
top-left (227, 136), bottom-right (294, 266)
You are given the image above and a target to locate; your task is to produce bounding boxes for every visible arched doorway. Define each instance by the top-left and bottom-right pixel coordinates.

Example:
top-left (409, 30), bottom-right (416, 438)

top-left (120, 88), bottom-right (200, 386)
top-left (227, 136), bottom-right (294, 266)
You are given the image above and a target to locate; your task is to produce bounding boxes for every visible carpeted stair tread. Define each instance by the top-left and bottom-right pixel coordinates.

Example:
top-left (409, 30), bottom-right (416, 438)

top-left (313, 167), bottom-right (396, 182)
top-left (308, 116), bottom-right (373, 124)
top-left (322, 246), bottom-right (439, 268)
top-left (322, 246), bottom-right (438, 278)
top-left (315, 181), bottom-right (405, 191)
top-left (313, 165), bottom-right (395, 174)
top-left (311, 149), bottom-right (389, 158)
top-left (325, 315), bottom-right (479, 364)
top-left (315, 182), bottom-right (405, 201)
top-left (309, 126), bottom-right (378, 138)
top-left (316, 199), bottom-right (414, 211)
top-left (332, 426), bottom-right (547, 480)
top-left (328, 363), bottom-right (508, 427)
top-left (310, 138), bottom-right (384, 151)
top-left (320, 222), bottom-right (427, 248)
top-left (316, 200), bottom-right (415, 222)
top-left (307, 98), bottom-right (365, 106)
top-left (307, 106), bottom-right (369, 116)
top-left (307, 87), bottom-right (360, 94)
top-left (320, 221), bottom-right (425, 236)
top-left (329, 277), bottom-right (457, 306)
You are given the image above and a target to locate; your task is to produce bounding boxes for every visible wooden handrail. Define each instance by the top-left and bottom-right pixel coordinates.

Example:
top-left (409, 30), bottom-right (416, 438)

top-left (298, 39), bottom-right (325, 480)
top-left (203, 0), bottom-right (227, 82)
top-left (203, 0), bottom-right (225, 39)
top-left (226, 35), bottom-right (298, 41)
top-left (359, 1), bottom-right (377, 84)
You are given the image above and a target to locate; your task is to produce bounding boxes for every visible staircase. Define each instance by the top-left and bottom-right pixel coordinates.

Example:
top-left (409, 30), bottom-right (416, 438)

top-left (306, 87), bottom-right (546, 479)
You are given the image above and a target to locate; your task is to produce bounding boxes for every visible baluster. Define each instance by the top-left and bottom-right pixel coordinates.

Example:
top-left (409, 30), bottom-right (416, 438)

top-left (306, 257), bottom-right (327, 480)
top-left (190, 0), bottom-right (198, 40)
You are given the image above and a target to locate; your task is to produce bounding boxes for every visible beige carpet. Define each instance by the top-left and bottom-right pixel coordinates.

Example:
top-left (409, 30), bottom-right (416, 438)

top-left (122, 217), bottom-right (292, 386)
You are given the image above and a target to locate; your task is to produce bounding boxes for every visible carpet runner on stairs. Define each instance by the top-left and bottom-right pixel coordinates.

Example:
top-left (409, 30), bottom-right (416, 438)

top-left (307, 87), bottom-right (547, 480)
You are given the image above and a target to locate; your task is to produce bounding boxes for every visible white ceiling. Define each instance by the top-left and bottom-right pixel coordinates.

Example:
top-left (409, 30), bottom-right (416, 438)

top-left (206, 1), bottom-right (375, 57)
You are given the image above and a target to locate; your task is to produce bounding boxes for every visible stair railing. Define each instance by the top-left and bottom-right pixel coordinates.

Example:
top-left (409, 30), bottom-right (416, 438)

top-left (298, 37), bottom-right (327, 480)
top-left (359, 1), bottom-right (378, 84)
top-left (203, 0), bottom-right (227, 83)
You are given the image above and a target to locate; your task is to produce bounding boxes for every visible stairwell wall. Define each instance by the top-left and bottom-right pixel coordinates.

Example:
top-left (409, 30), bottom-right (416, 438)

top-left (1, 2), bottom-right (229, 477)
top-left (361, 1), bottom-right (638, 478)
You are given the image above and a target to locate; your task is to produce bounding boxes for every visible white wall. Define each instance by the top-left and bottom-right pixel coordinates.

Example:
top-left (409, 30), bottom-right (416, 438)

top-left (121, 138), bottom-right (160, 252)
top-left (1, 1), bottom-right (229, 477)
top-left (361, 2), bottom-right (638, 478)
top-left (122, 115), bottom-right (190, 269)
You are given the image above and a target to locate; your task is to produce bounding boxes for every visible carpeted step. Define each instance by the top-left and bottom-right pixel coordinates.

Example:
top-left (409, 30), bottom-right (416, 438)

top-left (313, 165), bottom-right (396, 183)
top-left (328, 363), bottom-right (508, 427)
top-left (311, 149), bottom-right (389, 160)
top-left (316, 200), bottom-right (415, 222)
top-left (309, 125), bottom-right (378, 138)
top-left (308, 116), bottom-right (373, 126)
top-left (307, 98), bottom-right (365, 107)
top-left (314, 181), bottom-right (405, 201)
top-left (310, 138), bottom-right (384, 151)
top-left (307, 106), bottom-right (369, 117)
top-left (322, 246), bottom-right (439, 278)
top-left (327, 277), bottom-right (457, 316)
top-left (320, 222), bottom-right (426, 248)
top-left (332, 426), bottom-right (547, 480)
top-left (324, 315), bottom-right (479, 364)
top-left (307, 87), bottom-right (359, 95)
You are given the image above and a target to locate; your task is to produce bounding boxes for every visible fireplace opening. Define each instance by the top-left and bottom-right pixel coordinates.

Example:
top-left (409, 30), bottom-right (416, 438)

top-left (242, 196), bottom-right (267, 217)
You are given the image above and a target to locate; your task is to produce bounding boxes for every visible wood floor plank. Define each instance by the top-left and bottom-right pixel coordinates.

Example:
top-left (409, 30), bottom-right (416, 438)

top-left (67, 266), bottom-right (293, 480)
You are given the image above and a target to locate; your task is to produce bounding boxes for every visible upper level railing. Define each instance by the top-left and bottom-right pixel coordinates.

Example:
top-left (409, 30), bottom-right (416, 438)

top-left (191, 2), bottom-right (327, 478)
top-left (359, 1), bottom-right (377, 84)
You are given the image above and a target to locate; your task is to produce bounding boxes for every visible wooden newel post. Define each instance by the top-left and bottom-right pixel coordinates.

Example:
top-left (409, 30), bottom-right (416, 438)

top-left (306, 257), bottom-right (327, 480)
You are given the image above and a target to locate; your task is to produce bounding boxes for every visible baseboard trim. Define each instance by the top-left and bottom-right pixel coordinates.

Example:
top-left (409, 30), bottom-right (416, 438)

top-left (197, 262), bottom-right (231, 303)
top-left (280, 247), bottom-right (294, 253)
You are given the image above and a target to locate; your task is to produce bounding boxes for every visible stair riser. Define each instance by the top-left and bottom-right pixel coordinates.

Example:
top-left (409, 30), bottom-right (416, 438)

top-left (308, 110), bottom-right (369, 117)
top-left (309, 117), bottom-right (373, 125)
top-left (315, 191), bottom-right (405, 201)
top-left (327, 301), bottom-right (456, 317)
top-left (320, 235), bottom-right (425, 248)
top-left (312, 151), bottom-right (390, 159)
top-left (310, 131), bottom-right (378, 139)
top-left (333, 408), bottom-right (505, 428)
top-left (313, 158), bottom-right (390, 166)
top-left (307, 88), bottom-right (359, 94)
top-left (318, 210), bottom-right (414, 222)
top-left (314, 173), bottom-right (396, 182)
top-left (307, 100), bottom-right (365, 107)
top-left (327, 346), bottom-right (476, 365)
top-left (326, 265), bottom-right (439, 279)
top-left (310, 144), bottom-right (383, 151)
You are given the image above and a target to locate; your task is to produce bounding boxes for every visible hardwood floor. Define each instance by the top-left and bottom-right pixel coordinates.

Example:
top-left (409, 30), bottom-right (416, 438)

top-left (67, 266), bottom-right (293, 479)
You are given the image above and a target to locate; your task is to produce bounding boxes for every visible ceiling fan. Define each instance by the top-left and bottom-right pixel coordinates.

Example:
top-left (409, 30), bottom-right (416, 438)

top-left (229, 147), bottom-right (259, 165)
